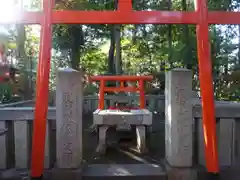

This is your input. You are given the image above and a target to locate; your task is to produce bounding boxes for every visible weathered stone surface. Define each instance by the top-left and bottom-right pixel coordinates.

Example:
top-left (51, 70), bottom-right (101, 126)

top-left (56, 68), bottom-right (83, 168)
top-left (165, 68), bottom-right (193, 167)
top-left (14, 121), bottom-right (28, 169)
top-left (167, 167), bottom-right (197, 180)
top-left (0, 169), bottom-right (29, 180)
top-left (93, 109), bottom-right (152, 125)
top-left (96, 125), bottom-right (109, 154)
top-left (136, 125), bottom-right (147, 153)
top-left (198, 118), bottom-right (235, 167)
top-left (51, 168), bottom-right (82, 180)
top-left (0, 121), bottom-right (6, 169)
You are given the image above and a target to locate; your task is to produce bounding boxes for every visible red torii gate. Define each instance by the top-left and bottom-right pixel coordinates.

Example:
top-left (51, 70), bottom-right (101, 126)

top-left (1, 0), bottom-right (239, 179)
top-left (90, 75), bottom-right (153, 109)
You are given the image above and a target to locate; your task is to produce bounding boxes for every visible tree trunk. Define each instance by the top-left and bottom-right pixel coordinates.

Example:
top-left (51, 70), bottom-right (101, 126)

top-left (70, 25), bottom-right (84, 70)
top-left (132, 25), bottom-right (137, 45)
top-left (108, 25), bottom-right (116, 74)
top-left (114, 0), bottom-right (122, 75)
top-left (107, 0), bottom-right (122, 75)
top-left (16, 24), bottom-right (31, 100)
top-left (115, 25), bottom-right (122, 75)
top-left (162, 0), bottom-right (172, 71)
top-left (142, 25), bottom-right (152, 72)
top-left (182, 0), bottom-right (192, 69)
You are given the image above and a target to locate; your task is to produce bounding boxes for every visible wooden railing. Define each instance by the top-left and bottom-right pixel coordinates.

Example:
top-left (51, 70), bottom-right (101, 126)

top-left (0, 95), bottom-right (240, 170)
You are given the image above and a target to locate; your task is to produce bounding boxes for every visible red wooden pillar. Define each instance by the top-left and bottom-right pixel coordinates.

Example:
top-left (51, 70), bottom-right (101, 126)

top-left (118, 0), bottom-right (132, 11)
top-left (98, 80), bottom-right (105, 110)
top-left (30, 0), bottom-right (53, 179)
top-left (139, 79), bottom-right (145, 109)
top-left (195, 0), bottom-right (219, 176)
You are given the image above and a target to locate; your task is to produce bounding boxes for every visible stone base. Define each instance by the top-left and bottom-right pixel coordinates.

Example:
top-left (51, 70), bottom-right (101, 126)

top-left (0, 168), bottom-right (29, 180)
top-left (164, 162), bottom-right (197, 180)
top-left (167, 168), bottom-right (197, 180)
top-left (51, 168), bottom-right (82, 180)
top-left (96, 125), bottom-right (148, 154)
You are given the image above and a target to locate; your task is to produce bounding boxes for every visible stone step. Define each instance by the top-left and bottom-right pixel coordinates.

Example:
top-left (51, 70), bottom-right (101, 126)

top-left (82, 164), bottom-right (167, 180)
top-left (0, 164), bottom-right (167, 180)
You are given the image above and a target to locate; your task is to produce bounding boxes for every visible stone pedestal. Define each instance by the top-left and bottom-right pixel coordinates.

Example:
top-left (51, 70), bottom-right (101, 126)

top-left (56, 68), bottom-right (83, 169)
top-left (165, 69), bottom-right (195, 180)
top-left (165, 68), bottom-right (193, 167)
top-left (93, 109), bottom-right (152, 154)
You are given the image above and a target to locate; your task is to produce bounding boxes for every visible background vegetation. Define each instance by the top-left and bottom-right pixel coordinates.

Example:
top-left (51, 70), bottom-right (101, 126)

top-left (0, 0), bottom-right (239, 103)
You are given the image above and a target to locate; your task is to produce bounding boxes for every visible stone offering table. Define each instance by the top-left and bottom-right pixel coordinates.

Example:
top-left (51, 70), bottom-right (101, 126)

top-left (90, 75), bottom-right (153, 155)
top-left (93, 109), bottom-right (152, 154)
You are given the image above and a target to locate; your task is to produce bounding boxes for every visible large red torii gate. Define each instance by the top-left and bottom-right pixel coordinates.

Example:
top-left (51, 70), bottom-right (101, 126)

top-left (1, 0), bottom-right (240, 179)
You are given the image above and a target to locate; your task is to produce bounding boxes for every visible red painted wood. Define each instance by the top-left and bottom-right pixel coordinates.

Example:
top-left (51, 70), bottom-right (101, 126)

top-left (208, 11), bottom-right (240, 24)
top-left (195, 0), bottom-right (219, 173)
top-left (99, 80), bottom-right (105, 109)
top-left (90, 75), bottom-right (153, 81)
top-left (1, 11), bottom-right (240, 25)
top-left (139, 79), bottom-right (145, 109)
top-left (30, 0), bottom-right (53, 177)
top-left (118, 0), bottom-right (132, 11)
top-left (91, 76), bottom-right (153, 110)
top-left (104, 87), bottom-right (139, 92)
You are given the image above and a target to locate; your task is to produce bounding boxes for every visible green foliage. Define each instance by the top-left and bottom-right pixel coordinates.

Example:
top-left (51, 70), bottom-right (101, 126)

top-left (81, 47), bottom-right (107, 74)
top-left (1, 0), bottom-right (240, 102)
top-left (51, 0), bottom-right (240, 100)
top-left (0, 83), bottom-right (13, 103)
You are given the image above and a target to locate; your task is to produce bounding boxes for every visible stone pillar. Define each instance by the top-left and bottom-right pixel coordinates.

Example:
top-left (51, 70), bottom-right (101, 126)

top-left (56, 68), bottom-right (83, 169)
top-left (165, 68), bottom-right (196, 180)
top-left (136, 126), bottom-right (147, 153)
top-left (96, 125), bottom-right (109, 154)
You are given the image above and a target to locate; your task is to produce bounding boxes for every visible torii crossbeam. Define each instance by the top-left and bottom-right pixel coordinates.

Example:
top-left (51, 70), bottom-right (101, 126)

top-left (1, 0), bottom-right (240, 179)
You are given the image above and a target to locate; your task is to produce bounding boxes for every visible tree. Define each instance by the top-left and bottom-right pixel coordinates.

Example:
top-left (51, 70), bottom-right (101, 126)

top-left (4, 0), bottom-right (239, 101)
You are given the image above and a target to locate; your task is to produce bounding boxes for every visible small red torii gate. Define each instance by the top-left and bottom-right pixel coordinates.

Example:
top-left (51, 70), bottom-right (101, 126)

top-left (90, 75), bottom-right (153, 109)
top-left (1, 0), bottom-right (240, 179)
